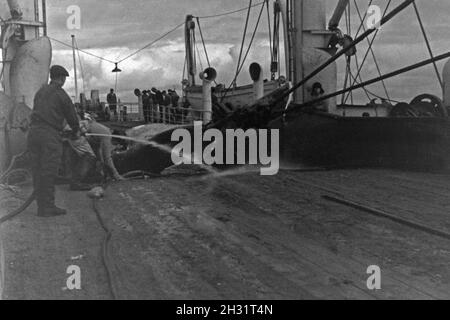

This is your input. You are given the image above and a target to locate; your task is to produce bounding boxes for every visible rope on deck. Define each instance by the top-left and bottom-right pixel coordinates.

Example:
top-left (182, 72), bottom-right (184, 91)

top-left (323, 195), bottom-right (450, 242)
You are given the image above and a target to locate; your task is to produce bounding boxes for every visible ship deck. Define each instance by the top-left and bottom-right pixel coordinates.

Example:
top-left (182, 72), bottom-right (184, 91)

top-left (1, 168), bottom-right (450, 299)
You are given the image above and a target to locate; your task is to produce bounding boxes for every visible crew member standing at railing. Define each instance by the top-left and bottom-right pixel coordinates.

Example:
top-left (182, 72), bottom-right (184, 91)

top-left (162, 91), bottom-right (171, 123)
top-left (142, 90), bottom-right (150, 123)
top-left (152, 88), bottom-right (163, 123)
top-left (169, 89), bottom-right (180, 123)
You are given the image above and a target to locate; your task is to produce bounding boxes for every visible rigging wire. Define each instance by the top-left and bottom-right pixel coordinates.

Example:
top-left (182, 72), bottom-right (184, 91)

top-left (195, 18), bottom-right (219, 86)
top-left (352, 54), bottom-right (373, 101)
top-left (354, 64), bottom-right (383, 105)
top-left (74, 38), bottom-right (87, 94)
top-left (348, 5), bottom-right (354, 105)
top-left (48, 36), bottom-right (116, 64)
top-left (341, 8), bottom-right (350, 104)
top-left (195, 40), bottom-right (204, 72)
top-left (116, 21), bottom-right (185, 64)
top-left (276, 0), bottom-right (417, 106)
top-left (192, 29), bottom-right (199, 72)
top-left (266, 0), bottom-right (273, 64)
top-left (43, 1), bottom-right (267, 84)
top-left (283, 50), bottom-right (450, 117)
top-left (196, 17), bottom-right (211, 68)
top-left (412, 1), bottom-right (443, 89)
top-left (342, 6), bottom-right (356, 104)
top-left (351, 0), bottom-right (391, 102)
top-left (221, 0), bottom-right (266, 101)
top-left (353, 0), bottom-right (374, 38)
top-left (346, 3), bottom-right (351, 35)
top-left (0, 47), bottom-right (6, 83)
top-left (44, 0), bottom-right (266, 71)
top-left (234, 0), bottom-right (253, 88)
top-left (1, 18), bottom-right (9, 82)
top-left (274, 2), bottom-right (282, 80)
top-left (268, 0), bottom-right (281, 80)
top-left (348, 65), bottom-right (400, 104)
top-left (181, 55), bottom-right (187, 84)
top-left (48, 20), bottom-right (185, 67)
top-left (233, 2), bottom-right (266, 82)
top-left (344, 0), bottom-right (392, 104)
top-left (194, 1), bottom-right (265, 19)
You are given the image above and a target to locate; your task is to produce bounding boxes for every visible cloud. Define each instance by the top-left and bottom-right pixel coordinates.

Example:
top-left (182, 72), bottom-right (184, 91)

top-left (2, 0), bottom-right (449, 105)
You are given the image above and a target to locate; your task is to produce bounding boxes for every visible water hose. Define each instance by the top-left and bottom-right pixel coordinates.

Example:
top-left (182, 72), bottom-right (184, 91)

top-left (0, 151), bottom-right (28, 184)
top-left (122, 170), bottom-right (161, 180)
top-left (89, 169), bottom-right (165, 300)
top-left (0, 191), bottom-right (35, 225)
top-left (0, 152), bottom-right (34, 225)
top-left (91, 198), bottom-right (119, 300)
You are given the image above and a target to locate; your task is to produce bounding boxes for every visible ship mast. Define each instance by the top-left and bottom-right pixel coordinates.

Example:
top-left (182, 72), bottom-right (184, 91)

top-left (278, 0), bottom-right (334, 103)
top-left (71, 35), bottom-right (79, 102)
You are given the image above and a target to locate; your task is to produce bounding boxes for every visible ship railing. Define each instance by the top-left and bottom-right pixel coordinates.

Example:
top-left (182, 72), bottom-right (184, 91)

top-left (148, 104), bottom-right (210, 125)
top-left (108, 102), bottom-right (211, 125)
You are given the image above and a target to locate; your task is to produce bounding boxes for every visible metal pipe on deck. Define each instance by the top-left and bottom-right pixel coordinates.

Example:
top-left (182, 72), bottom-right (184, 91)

top-left (250, 63), bottom-right (264, 101)
top-left (185, 15), bottom-right (197, 87)
top-left (199, 67), bottom-right (217, 123)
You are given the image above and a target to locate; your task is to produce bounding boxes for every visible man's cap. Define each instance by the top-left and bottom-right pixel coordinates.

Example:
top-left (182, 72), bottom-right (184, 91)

top-left (50, 65), bottom-right (70, 79)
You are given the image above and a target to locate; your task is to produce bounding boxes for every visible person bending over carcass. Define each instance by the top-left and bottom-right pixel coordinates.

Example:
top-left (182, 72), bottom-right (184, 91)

top-left (80, 118), bottom-right (124, 182)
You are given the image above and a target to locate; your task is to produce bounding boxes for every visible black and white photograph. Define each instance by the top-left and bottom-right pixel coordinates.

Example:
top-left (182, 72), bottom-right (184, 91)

top-left (1, 0), bottom-right (450, 304)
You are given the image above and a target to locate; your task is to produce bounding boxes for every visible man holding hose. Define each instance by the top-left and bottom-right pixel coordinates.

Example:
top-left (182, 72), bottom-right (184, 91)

top-left (28, 65), bottom-right (80, 218)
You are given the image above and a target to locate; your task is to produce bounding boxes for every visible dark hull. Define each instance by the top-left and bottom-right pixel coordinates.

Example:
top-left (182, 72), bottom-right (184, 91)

top-left (271, 112), bottom-right (450, 171)
top-left (113, 110), bottom-right (450, 174)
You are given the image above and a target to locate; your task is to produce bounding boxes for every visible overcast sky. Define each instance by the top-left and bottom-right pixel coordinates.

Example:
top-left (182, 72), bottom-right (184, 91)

top-left (2, 0), bottom-right (450, 103)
